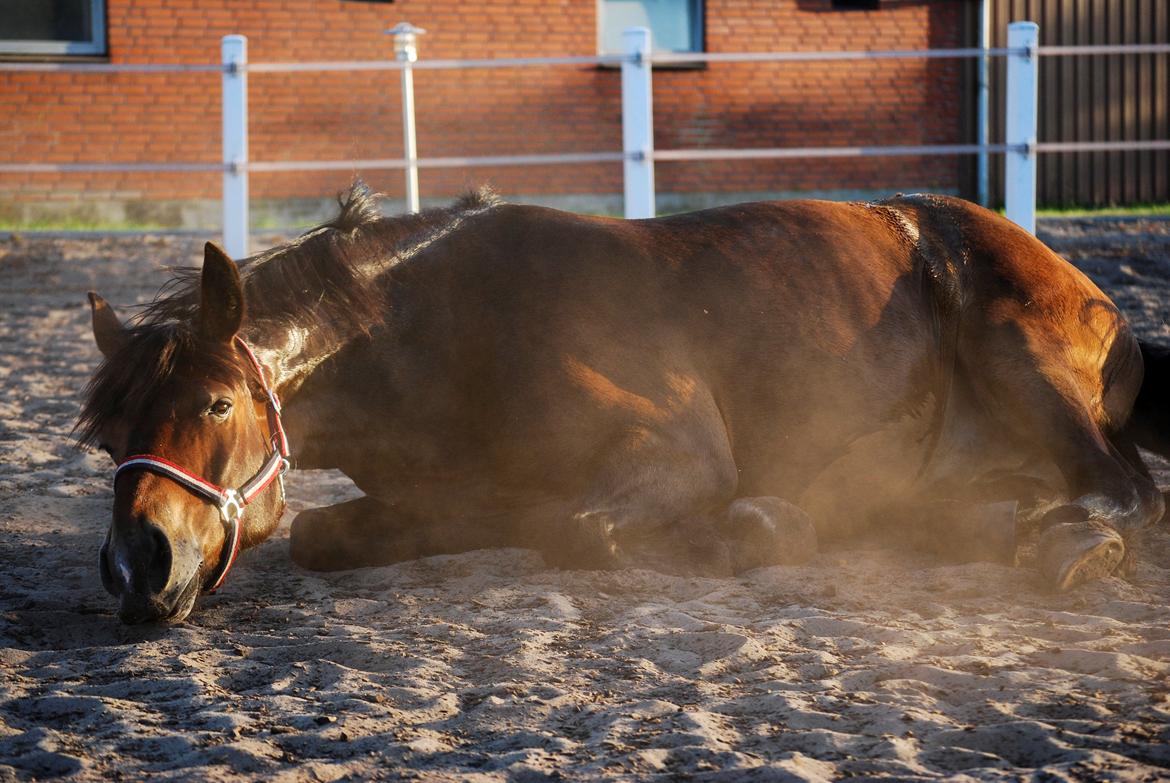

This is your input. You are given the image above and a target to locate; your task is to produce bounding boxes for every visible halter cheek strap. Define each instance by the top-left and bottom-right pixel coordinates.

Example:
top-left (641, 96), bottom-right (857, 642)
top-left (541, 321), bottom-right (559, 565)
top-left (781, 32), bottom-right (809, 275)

top-left (113, 337), bottom-right (291, 594)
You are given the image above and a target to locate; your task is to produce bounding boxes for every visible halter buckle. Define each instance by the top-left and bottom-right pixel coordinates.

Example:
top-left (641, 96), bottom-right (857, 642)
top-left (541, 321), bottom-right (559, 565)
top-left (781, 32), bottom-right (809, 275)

top-left (218, 488), bottom-right (245, 524)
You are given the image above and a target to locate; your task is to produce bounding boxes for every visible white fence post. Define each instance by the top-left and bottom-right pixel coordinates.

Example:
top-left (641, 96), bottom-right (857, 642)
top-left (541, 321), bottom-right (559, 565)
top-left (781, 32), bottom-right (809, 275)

top-left (221, 35), bottom-right (248, 259)
top-left (976, 0), bottom-right (991, 207)
top-left (1005, 21), bottom-right (1038, 234)
top-left (389, 23), bottom-right (425, 214)
top-left (621, 27), bottom-right (655, 219)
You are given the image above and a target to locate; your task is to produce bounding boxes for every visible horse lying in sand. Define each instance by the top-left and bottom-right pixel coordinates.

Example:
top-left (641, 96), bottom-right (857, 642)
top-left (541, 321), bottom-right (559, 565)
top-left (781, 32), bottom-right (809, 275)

top-left (79, 185), bottom-right (1168, 623)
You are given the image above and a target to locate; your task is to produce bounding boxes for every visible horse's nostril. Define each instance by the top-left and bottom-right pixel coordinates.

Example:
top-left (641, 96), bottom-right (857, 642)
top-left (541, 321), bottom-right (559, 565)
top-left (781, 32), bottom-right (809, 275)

top-left (111, 520), bottom-right (176, 595)
top-left (145, 523), bottom-right (173, 595)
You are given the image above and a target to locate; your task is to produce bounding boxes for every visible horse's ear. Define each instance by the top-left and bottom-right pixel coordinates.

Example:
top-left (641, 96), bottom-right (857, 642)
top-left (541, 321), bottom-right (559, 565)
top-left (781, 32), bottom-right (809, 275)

top-left (200, 242), bottom-right (245, 342)
top-left (88, 292), bottom-right (126, 358)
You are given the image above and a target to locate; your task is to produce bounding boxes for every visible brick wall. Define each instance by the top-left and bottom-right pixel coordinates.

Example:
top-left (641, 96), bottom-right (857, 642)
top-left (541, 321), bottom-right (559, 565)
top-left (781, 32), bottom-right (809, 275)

top-left (0, 0), bottom-right (970, 209)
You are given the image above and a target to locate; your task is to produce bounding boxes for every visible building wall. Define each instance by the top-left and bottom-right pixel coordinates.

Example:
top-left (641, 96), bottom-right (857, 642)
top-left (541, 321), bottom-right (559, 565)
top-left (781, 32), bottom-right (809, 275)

top-left (986, 0), bottom-right (1169, 206)
top-left (0, 0), bottom-right (969, 216)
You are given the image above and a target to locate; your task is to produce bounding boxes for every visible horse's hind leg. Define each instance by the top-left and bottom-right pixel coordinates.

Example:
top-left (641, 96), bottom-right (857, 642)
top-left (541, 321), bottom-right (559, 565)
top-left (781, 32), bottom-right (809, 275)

top-left (1033, 434), bottom-right (1162, 589)
top-left (996, 411), bottom-right (1160, 590)
top-left (959, 329), bottom-right (1163, 590)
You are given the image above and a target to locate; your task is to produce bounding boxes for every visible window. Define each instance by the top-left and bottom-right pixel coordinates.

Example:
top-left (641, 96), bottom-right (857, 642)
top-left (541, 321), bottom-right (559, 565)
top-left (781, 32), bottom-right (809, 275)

top-left (599, 0), bottom-right (703, 55)
top-left (0, 0), bottom-right (107, 56)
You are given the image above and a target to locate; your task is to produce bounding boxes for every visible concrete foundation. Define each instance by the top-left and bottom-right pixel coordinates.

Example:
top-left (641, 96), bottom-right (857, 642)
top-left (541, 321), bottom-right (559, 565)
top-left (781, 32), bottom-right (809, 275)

top-left (0, 187), bottom-right (959, 233)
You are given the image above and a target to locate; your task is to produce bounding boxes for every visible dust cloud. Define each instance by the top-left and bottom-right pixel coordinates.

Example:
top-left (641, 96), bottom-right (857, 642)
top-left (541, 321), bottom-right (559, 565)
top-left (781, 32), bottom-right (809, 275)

top-left (2, 225), bottom-right (1169, 779)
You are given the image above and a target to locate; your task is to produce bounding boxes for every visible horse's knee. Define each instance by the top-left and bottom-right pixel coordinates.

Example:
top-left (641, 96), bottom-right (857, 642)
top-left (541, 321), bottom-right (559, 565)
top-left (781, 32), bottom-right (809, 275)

top-left (1121, 483), bottom-right (1166, 531)
top-left (1140, 482), bottom-right (1165, 527)
top-left (722, 496), bottom-right (817, 572)
top-left (1118, 474), bottom-right (1163, 529)
top-left (548, 510), bottom-right (621, 570)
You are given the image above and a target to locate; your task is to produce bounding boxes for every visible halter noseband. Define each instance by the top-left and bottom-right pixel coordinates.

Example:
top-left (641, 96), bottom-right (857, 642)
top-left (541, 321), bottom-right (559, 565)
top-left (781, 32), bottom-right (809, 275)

top-left (112, 337), bottom-right (291, 593)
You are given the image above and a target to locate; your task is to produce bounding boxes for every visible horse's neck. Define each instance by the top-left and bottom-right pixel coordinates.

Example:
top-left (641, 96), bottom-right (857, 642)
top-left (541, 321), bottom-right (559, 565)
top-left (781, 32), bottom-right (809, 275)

top-left (246, 321), bottom-right (349, 397)
top-left (239, 206), bottom-right (472, 395)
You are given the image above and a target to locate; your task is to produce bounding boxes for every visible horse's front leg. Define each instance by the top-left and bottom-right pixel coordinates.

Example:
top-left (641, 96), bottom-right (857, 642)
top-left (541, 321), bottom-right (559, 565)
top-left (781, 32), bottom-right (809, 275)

top-left (289, 496), bottom-right (498, 571)
top-left (552, 387), bottom-right (819, 575)
top-left (289, 497), bottom-right (404, 570)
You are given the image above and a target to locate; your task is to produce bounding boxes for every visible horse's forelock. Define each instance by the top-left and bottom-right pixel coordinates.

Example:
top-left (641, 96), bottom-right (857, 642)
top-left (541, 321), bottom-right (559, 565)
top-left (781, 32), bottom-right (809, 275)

top-left (76, 324), bottom-right (248, 447)
top-left (80, 183), bottom-right (503, 447)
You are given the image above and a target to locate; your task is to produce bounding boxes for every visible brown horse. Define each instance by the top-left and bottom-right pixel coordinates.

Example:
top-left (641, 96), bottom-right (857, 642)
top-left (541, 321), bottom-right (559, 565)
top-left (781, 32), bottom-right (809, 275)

top-left (80, 185), bottom-right (1167, 624)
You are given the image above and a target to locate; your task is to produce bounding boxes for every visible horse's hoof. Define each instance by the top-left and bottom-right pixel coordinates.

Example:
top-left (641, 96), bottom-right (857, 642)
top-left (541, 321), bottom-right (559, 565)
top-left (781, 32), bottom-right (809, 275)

top-left (561, 510), bottom-right (621, 570)
top-left (724, 496), bottom-right (817, 571)
top-left (1037, 521), bottom-right (1125, 591)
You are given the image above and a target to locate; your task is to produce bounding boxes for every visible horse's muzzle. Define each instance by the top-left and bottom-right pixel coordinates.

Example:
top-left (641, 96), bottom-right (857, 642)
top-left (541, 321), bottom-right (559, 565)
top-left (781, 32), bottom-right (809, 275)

top-left (114, 576), bottom-right (200, 624)
top-left (100, 524), bottom-right (201, 624)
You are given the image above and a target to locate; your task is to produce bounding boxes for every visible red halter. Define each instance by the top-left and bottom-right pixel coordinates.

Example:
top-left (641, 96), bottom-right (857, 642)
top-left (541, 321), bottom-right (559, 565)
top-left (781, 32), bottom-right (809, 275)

top-left (113, 337), bottom-right (291, 593)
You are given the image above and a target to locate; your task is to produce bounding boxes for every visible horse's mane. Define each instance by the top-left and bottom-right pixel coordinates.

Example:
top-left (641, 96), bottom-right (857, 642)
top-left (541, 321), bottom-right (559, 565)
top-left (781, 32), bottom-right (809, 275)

top-left (142, 181), bottom-right (500, 332)
top-left (77, 182), bottom-right (501, 446)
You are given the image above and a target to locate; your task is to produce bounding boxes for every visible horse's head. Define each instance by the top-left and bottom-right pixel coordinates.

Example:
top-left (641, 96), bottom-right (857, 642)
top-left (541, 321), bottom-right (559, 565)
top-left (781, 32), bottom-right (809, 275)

top-left (80, 243), bottom-right (287, 624)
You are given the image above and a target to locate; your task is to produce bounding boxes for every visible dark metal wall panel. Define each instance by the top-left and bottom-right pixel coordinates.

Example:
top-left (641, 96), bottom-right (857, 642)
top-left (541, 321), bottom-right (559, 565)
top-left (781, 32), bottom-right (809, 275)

top-left (985, 0), bottom-right (1168, 206)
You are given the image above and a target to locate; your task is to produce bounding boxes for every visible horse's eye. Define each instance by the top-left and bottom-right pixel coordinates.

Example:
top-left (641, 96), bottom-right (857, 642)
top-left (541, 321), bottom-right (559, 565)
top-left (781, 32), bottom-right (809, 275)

top-left (208, 399), bottom-right (233, 418)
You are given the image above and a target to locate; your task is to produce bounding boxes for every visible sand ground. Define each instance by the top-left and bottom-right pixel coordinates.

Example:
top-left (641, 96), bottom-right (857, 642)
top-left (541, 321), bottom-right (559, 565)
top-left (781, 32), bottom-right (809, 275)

top-left (1, 219), bottom-right (1169, 781)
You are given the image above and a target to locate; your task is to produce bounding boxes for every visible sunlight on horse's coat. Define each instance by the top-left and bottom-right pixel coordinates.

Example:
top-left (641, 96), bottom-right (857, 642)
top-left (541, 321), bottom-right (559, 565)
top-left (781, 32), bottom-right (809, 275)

top-left (78, 184), bottom-right (1170, 624)
top-left (563, 356), bottom-right (665, 421)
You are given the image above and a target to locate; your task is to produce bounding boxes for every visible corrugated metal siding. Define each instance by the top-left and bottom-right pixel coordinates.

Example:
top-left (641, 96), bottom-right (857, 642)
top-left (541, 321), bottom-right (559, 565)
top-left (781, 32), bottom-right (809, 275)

top-left (986, 0), bottom-right (1169, 206)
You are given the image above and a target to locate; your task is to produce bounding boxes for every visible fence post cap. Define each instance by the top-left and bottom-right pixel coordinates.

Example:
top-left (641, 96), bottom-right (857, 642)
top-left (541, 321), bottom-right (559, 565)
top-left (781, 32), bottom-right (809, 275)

top-left (221, 35), bottom-right (246, 69)
top-left (386, 22), bottom-right (426, 62)
top-left (622, 26), bottom-right (652, 63)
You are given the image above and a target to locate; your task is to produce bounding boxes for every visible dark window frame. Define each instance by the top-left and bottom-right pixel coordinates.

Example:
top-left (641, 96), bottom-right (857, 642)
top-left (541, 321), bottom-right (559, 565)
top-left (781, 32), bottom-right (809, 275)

top-left (831, 0), bottom-right (880, 10)
top-left (0, 0), bottom-right (107, 57)
top-left (597, 0), bottom-right (705, 55)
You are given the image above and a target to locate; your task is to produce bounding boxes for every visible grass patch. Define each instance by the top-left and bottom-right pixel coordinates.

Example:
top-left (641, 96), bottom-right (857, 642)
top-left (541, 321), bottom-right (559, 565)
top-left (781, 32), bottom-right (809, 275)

top-left (1036, 203), bottom-right (1170, 218)
top-left (2, 201), bottom-right (1167, 232)
top-left (0, 217), bottom-right (175, 232)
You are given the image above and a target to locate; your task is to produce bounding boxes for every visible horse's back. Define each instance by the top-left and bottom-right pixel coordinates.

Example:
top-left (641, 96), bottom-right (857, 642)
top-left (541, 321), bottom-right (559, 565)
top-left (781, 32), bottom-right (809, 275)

top-left (382, 198), bottom-right (951, 499)
top-left (350, 194), bottom-right (1142, 503)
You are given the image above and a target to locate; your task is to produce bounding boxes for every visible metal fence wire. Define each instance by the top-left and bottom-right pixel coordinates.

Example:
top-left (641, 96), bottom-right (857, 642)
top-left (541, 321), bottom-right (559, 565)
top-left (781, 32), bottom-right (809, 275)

top-left (2, 24), bottom-right (1169, 255)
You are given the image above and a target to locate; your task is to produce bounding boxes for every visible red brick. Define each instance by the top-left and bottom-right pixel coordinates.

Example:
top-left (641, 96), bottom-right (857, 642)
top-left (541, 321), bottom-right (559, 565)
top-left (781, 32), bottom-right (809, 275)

top-left (0, 0), bottom-right (967, 202)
